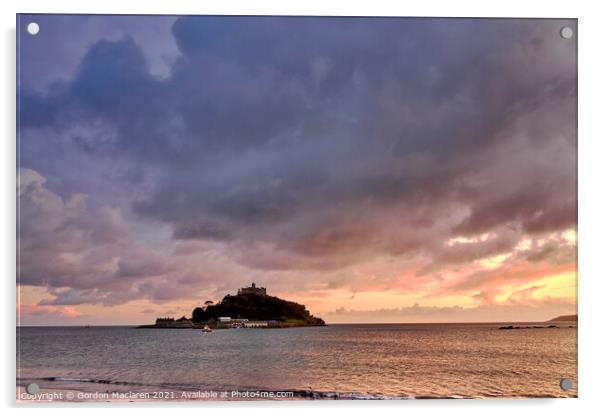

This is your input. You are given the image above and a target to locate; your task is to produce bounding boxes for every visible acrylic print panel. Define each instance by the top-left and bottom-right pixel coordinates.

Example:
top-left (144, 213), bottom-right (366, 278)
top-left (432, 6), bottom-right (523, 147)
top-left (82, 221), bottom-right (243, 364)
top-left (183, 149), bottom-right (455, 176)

top-left (16, 14), bottom-right (577, 402)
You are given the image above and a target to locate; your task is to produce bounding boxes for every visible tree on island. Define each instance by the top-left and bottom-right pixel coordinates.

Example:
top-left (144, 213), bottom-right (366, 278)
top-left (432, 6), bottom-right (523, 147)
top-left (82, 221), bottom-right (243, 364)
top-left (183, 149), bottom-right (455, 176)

top-left (192, 307), bottom-right (206, 323)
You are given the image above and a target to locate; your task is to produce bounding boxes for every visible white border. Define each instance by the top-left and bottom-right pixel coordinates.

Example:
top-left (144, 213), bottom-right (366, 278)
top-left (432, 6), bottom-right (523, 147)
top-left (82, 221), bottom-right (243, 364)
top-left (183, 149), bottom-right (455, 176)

top-left (2, 1), bottom-right (602, 415)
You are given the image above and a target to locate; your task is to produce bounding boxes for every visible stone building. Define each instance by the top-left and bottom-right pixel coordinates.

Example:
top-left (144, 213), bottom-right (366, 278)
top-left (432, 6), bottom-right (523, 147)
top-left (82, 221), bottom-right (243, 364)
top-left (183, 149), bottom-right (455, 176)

top-left (237, 282), bottom-right (267, 297)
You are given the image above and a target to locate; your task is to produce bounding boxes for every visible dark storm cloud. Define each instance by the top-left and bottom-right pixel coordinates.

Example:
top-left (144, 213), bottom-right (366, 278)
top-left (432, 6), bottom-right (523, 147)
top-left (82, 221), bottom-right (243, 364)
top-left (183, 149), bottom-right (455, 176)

top-left (18, 16), bottom-right (577, 303)
top-left (18, 15), bottom-right (179, 91)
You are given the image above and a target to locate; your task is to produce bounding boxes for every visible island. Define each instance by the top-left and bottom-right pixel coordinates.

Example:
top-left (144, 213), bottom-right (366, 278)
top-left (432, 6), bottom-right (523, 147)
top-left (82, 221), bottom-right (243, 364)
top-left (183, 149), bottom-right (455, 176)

top-left (139, 283), bottom-right (325, 329)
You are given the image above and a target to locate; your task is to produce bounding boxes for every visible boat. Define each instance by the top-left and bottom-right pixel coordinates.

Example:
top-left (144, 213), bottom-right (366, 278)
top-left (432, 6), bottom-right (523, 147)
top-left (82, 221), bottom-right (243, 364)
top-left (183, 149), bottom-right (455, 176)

top-left (202, 325), bottom-right (212, 333)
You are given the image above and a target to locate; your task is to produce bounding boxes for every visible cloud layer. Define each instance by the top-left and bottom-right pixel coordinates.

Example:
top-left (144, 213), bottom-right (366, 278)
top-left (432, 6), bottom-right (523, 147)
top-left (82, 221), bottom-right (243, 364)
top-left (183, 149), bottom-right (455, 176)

top-left (17, 16), bottom-right (577, 322)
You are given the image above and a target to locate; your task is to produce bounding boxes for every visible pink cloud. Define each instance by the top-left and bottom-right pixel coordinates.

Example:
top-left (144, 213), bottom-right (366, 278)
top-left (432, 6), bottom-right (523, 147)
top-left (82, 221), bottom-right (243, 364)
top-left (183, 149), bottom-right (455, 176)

top-left (18, 303), bottom-right (83, 320)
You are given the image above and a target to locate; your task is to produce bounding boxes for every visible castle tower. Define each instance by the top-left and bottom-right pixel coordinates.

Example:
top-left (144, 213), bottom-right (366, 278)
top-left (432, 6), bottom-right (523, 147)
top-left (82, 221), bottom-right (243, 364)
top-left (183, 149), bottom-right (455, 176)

top-left (238, 283), bottom-right (267, 296)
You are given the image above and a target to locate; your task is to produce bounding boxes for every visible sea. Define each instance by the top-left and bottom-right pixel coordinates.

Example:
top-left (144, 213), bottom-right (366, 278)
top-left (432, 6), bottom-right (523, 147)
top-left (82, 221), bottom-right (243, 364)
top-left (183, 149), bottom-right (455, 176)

top-left (16, 323), bottom-right (577, 401)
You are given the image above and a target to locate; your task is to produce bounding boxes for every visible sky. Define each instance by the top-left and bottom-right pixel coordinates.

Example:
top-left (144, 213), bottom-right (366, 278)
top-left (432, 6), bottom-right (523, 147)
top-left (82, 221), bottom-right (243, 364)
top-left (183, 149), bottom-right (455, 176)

top-left (17, 15), bottom-right (577, 325)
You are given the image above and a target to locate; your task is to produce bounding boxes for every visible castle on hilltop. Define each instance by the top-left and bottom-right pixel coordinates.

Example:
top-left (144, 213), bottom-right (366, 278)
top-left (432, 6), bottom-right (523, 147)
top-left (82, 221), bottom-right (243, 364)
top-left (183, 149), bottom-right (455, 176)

top-left (238, 282), bottom-right (267, 297)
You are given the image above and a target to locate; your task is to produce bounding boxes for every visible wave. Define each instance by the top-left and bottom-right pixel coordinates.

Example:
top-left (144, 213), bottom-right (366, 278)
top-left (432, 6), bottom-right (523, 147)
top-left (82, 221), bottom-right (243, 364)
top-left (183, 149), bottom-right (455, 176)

top-left (18, 376), bottom-right (419, 400)
top-left (37, 377), bottom-right (145, 386)
top-left (18, 377), bottom-right (571, 400)
top-left (20, 376), bottom-right (179, 389)
top-left (290, 390), bottom-right (415, 400)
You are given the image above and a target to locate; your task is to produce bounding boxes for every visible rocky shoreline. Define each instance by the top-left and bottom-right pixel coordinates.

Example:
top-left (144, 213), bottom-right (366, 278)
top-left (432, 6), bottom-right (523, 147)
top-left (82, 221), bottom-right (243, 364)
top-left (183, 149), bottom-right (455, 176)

top-left (498, 324), bottom-right (575, 330)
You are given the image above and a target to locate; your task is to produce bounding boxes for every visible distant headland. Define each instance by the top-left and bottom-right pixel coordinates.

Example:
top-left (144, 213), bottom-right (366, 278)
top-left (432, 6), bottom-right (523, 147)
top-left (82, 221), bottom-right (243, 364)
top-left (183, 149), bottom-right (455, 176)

top-left (139, 283), bottom-right (325, 329)
top-left (548, 314), bottom-right (577, 322)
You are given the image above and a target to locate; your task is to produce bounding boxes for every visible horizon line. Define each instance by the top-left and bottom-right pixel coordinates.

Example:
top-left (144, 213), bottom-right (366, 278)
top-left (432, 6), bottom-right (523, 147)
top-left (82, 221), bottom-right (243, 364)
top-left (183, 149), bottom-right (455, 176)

top-left (16, 319), bottom-right (577, 328)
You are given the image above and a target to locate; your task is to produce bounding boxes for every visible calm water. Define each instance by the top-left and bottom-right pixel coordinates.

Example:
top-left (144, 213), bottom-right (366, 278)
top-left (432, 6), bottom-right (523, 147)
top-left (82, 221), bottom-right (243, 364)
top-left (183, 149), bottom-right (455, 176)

top-left (17, 323), bottom-right (577, 400)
